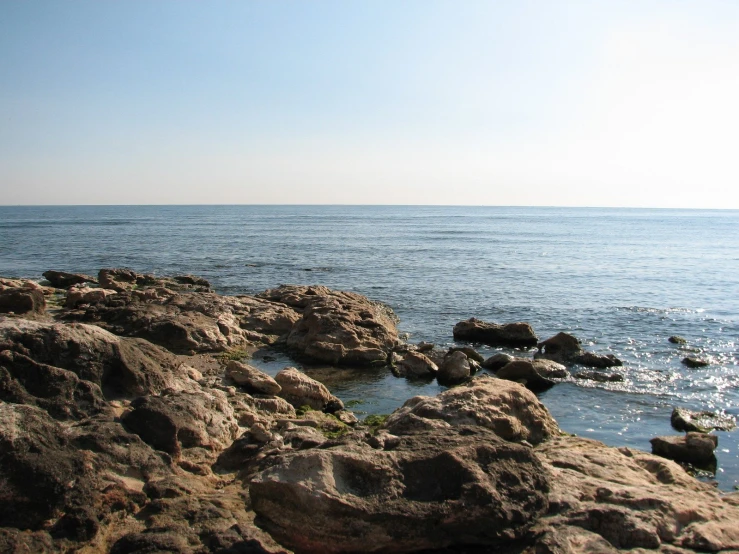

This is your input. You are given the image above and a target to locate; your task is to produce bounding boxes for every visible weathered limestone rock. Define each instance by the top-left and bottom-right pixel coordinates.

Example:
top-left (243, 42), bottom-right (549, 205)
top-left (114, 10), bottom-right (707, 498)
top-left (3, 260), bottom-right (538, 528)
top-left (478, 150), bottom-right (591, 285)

top-left (275, 366), bottom-right (341, 412)
top-left (249, 425), bottom-right (550, 553)
top-left (258, 285), bottom-right (400, 367)
top-left (529, 436), bottom-right (739, 553)
top-left (671, 407), bottom-right (736, 433)
top-left (384, 375), bottom-right (559, 445)
top-left (453, 318), bottom-right (538, 347)
top-left (0, 287), bottom-right (45, 315)
top-left (437, 350), bottom-right (471, 385)
top-left (122, 389), bottom-right (239, 458)
top-left (481, 352), bottom-right (516, 371)
top-left (65, 285), bottom-right (117, 308)
top-left (536, 331), bottom-right (622, 367)
top-left (576, 351), bottom-right (623, 368)
top-left (496, 359), bottom-right (569, 391)
top-left (43, 270), bottom-right (97, 288)
top-left (226, 360), bottom-right (281, 395)
top-left (683, 356), bottom-right (710, 368)
top-left (448, 345), bottom-right (484, 362)
top-left (650, 432), bottom-right (718, 466)
top-left (393, 351), bottom-right (438, 378)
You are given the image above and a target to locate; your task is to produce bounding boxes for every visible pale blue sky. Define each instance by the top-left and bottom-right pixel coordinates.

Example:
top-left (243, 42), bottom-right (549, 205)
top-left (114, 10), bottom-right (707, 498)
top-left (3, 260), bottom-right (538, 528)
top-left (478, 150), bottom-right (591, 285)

top-left (2, 1), bottom-right (738, 207)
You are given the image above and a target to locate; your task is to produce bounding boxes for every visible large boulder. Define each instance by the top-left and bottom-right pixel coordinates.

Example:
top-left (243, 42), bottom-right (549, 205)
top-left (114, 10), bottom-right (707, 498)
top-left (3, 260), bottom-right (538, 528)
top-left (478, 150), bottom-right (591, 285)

top-left (496, 359), bottom-right (569, 391)
top-left (249, 425), bottom-right (550, 553)
top-left (437, 350), bottom-right (471, 385)
top-left (275, 367), bottom-right (342, 412)
top-left (0, 318), bottom-right (188, 398)
top-left (258, 285), bottom-right (400, 367)
top-left (43, 270), bottom-right (96, 288)
top-left (383, 375), bottom-right (559, 445)
top-left (529, 436), bottom-right (739, 552)
top-left (650, 432), bottom-right (718, 466)
top-left (453, 318), bottom-right (538, 347)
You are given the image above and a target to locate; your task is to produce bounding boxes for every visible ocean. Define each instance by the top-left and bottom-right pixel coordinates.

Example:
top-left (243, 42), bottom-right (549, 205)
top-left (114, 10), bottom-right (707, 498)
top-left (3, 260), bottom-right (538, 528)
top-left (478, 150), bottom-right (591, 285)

top-left (1, 205), bottom-right (738, 489)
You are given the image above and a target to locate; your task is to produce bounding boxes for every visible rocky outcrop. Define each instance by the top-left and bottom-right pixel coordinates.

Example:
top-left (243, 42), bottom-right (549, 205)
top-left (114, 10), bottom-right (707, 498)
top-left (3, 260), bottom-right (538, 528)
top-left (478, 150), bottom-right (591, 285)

top-left (65, 285), bottom-right (117, 308)
top-left (275, 366), bottom-right (343, 412)
top-left (250, 425), bottom-right (550, 553)
top-left (671, 407), bottom-right (736, 433)
top-left (536, 331), bottom-right (622, 368)
top-left (42, 270), bottom-right (96, 288)
top-left (98, 268), bottom-right (212, 293)
top-left (650, 432), bottom-right (718, 466)
top-left (453, 318), bottom-right (538, 347)
top-left (496, 359), bottom-right (569, 391)
top-left (258, 285), bottom-right (400, 366)
top-left (226, 360), bottom-right (281, 395)
top-left (383, 375), bottom-right (560, 445)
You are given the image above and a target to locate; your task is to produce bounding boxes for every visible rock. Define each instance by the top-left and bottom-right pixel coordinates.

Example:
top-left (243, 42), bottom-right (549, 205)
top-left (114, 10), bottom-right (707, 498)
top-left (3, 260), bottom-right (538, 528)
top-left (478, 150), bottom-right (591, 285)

top-left (530, 435), bottom-right (739, 552)
top-left (669, 335), bottom-right (688, 344)
top-left (481, 352), bottom-right (515, 370)
top-left (43, 270), bottom-right (96, 288)
top-left (536, 331), bottom-right (622, 367)
top-left (416, 341), bottom-right (434, 352)
top-left (384, 375), bottom-right (559, 445)
top-left (65, 285), bottom-right (117, 308)
top-left (437, 350), bottom-right (471, 385)
top-left (0, 318), bottom-right (188, 398)
top-left (258, 285), bottom-right (400, 367)
top-left (683, 356), bottom-right (710, 368)
top-left (671, 407), bottom-right (736, 433)
top-left (453, 318), bottom-right (538, 347)
top-left (226, 360), bottom-right (281, 395)
top-left (650, 432), bottom-right (718, 466)
top-left (0, 287), bottom-right (45, 315)
top-left (496, 359), bottom-right (569, 391)
top-left (573, 370), bottom-right (624, 383)
top-left (393, 351), bottom-right (438, 377)
top-left (448, 345), bottom-right (484, 362)
top-left (0, 349), bottom-right (107, 420)
top-left (275, 367), bottom-right (336, 412)
top-left (249, 425), bottom-right (550, 553)
top-left (122, 389), bottom-right (239, 458)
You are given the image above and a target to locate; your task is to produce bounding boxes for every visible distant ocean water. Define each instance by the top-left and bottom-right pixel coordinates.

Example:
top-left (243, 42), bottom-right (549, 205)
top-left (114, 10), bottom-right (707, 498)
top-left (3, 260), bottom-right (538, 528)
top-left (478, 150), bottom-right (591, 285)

top-left (2, 205), bottom-right (738, 489)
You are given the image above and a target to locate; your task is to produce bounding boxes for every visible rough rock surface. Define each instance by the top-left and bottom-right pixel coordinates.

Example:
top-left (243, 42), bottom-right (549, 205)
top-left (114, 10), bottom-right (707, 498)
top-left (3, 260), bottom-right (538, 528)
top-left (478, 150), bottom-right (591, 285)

top-left (43, 270), bottom-right (97, 288)
top-left (0, 287), bottom-right (45, 315)
top-left (65, 285), bottom-right (117, 308)
top-left (496, 359), bottom-right (569, 391)
top-left (275, 366), bottom-right (342, 412)
top-left (482, 352), bottom-right (516, 370)
top-left (650, 432), bottom-right (718, 466)
top-left (250, 425), bottom-right (550, 553)
top-left (536, 331), bottom-right (623, 368)
top-left (258, 285), bottom-right (400, 366)
top-left (437, 350), bottom-right (471, 385)
top-left (671, 407), bottom-right (736, 433)
top-left (383, 375), bottom-right (560, 445)
top-left (453, 318), bottom-right (538, 347)
top-left (226, 360), bottom-right (282, 395)
top-left (393, 350), bottom-right (438, 378)
top-left (683, 356), bottom-right (710, 368)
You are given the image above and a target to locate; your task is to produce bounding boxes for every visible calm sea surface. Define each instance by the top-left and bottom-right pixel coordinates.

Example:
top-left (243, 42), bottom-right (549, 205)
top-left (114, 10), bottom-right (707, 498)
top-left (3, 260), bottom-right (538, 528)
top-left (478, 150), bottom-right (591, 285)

top-left (1, 205), bottom-right (738, 488)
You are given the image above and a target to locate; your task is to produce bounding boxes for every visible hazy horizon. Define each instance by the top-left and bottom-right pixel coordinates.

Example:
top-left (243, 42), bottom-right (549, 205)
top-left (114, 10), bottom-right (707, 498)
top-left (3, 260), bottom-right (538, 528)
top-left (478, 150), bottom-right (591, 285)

top-left (2, 1), bottom-right (738, 209)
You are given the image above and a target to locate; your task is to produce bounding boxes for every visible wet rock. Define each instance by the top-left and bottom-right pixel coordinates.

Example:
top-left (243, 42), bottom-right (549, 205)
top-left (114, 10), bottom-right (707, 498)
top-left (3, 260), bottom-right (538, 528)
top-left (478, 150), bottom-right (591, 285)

top-left (226, 360), bottom-right (281, 395)
top-left (65, 285), bottom-right (117, 308)
top-left (650, 432), bottom-right (718, 466)
top-left (43, 270), bottom-right (96, 288)
top-left (448, 345), bottom-right (484, 362)
top-left (250, 425), bottom-right (550, 553)
top-left (575, 351), bottom-right (623, 368)
top-left (683, 356), bottom-right (710, 368)
top-left (393, 350), bottom-right (438, 377)
top-left (384, 375), bottom-right (559, 445)
top-left (258, 285), bottom-right (400, 367)
top-left (0, 287), bottom-right (45, 315)
top-left (536, 332), bottom-right (622, 367)
top-left (437, 350), bottom-right (471, 385)
top-left (530, 436), bottom-right (739, 552)
top-left (496, 359), bottom-right (569, 391)
top-left (275, 366), bottom-right (337, 412)
top-left (671, 407), bottom-right (736, 433)
top-left (0, 318), bottom-right (187, 398)
top-left (573, 370), bottom-right (624, 383)
top-left (122, 389), bottom-right (239, 458)
top-left (453, 318), bottom-right (538, 347)
top-left (669, 335), bottom-right (688, 345)
top-left (481, 352), bottom-right (515, 371)
top-left (0, 349), bottom-right (106, 420)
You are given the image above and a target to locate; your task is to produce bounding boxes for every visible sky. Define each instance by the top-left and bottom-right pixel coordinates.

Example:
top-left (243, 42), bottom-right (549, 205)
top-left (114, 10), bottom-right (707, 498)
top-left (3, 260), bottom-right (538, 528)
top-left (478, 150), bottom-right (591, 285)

top-left (1, 1), bottom-right (738, 208)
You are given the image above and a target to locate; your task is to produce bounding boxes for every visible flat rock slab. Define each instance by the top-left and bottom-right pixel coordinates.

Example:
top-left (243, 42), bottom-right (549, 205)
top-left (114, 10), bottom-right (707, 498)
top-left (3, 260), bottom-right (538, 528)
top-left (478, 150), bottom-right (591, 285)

top-left (650, 432), bottom-right (718, 466)
top-left (453, 318), bottom-right (538, 347)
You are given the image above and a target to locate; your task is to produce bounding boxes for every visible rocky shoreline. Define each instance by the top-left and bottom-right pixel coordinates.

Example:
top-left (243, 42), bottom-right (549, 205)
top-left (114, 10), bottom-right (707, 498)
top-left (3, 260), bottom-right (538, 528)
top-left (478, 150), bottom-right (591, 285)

top-left (1, 269), bottom-right (738, 553)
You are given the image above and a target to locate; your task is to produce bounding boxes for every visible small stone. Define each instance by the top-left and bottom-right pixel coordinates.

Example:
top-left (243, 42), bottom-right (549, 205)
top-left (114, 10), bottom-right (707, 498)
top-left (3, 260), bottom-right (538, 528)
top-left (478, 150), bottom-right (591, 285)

top-left (682, 357), bottom-right (710, 368)
top-left (669, 336), bottom-right (688, 345)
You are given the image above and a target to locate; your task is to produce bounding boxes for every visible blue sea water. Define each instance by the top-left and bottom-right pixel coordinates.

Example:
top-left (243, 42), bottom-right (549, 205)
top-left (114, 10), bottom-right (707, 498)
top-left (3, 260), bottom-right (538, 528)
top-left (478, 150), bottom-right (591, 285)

top-left (1, 205), bottom-right (738, 489)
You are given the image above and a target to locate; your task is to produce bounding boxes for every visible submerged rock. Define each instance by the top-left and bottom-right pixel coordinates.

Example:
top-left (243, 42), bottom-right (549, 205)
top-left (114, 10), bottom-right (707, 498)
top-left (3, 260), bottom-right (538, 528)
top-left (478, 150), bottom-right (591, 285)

top-left (669, 335), bottom-right (688, 345)
top-left (574, 370), bottom-right (624, 383)
top-left (683, 356), bottom-right (710, 368)
top-left (453, 318), bottom-right (538, 347)
top-left (671, 407), bottom-right (736, 433)
top-left (536, 331), bottom-right (622, 368)
top-left (496, 359), bottom-right (569, 391)
top-left (249, 425), bottom-right (550, 553)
